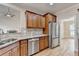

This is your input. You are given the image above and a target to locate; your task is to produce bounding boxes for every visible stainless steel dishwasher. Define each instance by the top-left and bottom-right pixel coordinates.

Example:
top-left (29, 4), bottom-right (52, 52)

top-left (28, 38), bottom-right (39, 56)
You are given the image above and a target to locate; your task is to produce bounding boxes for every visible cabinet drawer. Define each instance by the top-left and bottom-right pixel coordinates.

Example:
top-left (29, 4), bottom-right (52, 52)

top-left (20, 40), bottom-right (27, 44)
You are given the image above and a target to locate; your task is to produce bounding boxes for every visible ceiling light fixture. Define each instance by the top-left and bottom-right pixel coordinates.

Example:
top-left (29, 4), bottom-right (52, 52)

top-left (4, 8), bottom-right (15, 17)
top-left (49, 3), bottom-right (54, 5)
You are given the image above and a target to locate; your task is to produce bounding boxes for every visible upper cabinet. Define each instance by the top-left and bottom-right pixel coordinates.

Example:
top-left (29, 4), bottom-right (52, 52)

top-left (44, 13), bottom-right (56, 27)
top-left (25, 11), bottom-right (45, 28)
top-left (43, 13), bottom-right (57, 34)
top-left (40, 16), bottom-right (45, 28)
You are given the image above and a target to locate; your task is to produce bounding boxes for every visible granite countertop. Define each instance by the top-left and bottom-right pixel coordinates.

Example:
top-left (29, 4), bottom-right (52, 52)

top-left (17, 34), bottom-right (48, 39)
top-left (0, 34), bottom-right (48, 49)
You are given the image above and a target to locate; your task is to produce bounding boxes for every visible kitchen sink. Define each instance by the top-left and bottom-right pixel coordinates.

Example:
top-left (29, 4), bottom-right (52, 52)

top-left (0, 39), bottom-right (17, 45)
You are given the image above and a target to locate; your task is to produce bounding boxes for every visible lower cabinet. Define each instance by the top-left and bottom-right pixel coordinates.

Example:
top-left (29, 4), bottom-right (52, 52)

top-left (39, 36), bottom-right (48, 51)
top-left (39, 37), bottom-right (45, 51)
top-left (0, 36), bottom-right (48, 56)
top-left (44, 36), bottom-right (49, 48)
top-left (20, 40), bottom-right (28, 56)
top-left (1, 51), bottom-right (11, 56)
top-left (11, 46), bottom-right (19, 56)
top-left (2, 47), bottom-right (19, 56)
top-left (0, 42), bottom-right (19, 56)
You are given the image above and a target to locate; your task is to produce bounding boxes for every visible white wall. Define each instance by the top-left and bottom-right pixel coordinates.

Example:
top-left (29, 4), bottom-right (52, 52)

top-left (0, 9), bottom-right (20, 33)
top-left (60, 17), bottom-right (74, 39)
top-left (55, 4), bottom-right (79, 52)
top-left (0, 4), bottom-right (43, 36)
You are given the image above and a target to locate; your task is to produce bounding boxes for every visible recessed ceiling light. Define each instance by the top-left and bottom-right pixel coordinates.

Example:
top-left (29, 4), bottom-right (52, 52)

top-left (49, 3), bottom-right (54, 5)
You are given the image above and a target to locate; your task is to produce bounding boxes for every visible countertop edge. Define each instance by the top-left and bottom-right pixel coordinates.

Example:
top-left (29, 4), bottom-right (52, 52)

top-left (0, 34), bottom-right (48, 49)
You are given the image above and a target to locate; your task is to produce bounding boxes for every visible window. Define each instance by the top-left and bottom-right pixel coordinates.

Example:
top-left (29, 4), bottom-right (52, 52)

top-left (69, 24), bottom-right (75, 37)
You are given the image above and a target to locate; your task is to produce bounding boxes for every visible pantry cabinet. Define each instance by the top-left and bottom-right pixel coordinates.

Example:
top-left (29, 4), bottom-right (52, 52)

top-left (26, 11), bottom-right (45, 28)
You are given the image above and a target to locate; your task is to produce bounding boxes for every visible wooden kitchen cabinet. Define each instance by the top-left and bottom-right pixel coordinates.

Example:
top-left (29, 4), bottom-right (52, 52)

top-left (26, 11), bottom-right (45, 28)
top-left (11, 46), bottom-right (19, 56)
top-left (43, 13), bottom-right (56, 34)
top-left (20, 40), bottom-right (28, 56)
top-left (39, 36), bottom-right (48, 51)
top-left (26, 12), bottom-right (38, 28)
top-left (36, 15), bottom-right (41, 27)
top-left (45, 14), bottom-right (56, 27)
top-left (39, 37), bottom-right (45, 51)
top-left (44, 36), bottom-right (49, 48)
top-left (1, 51), bottom-right (11, 56)
top-left (40, 16), bottom-right (45, 28)
top-left (32, 14), bottom-right (37, 28)
top-left (27, 12), bottom-right (33, 27)
top-left (0, 42), bottom-right (19, 56)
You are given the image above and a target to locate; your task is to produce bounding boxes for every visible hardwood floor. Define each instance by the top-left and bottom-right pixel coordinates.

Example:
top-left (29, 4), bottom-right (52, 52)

top-left (34, 39), bottom-right (75, 56)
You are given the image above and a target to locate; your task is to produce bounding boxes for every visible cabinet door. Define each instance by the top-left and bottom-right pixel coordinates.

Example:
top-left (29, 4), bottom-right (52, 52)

top-left (11, 47), bottom-right (19, 56)
top-left (39, 37), bottom-right (45, 51)
top-left (32, 14), bottom-right (37, 27)
top-left (48, 14), bottom-right (53, 22)
top-left (20, 44), bottom-right (27, 56)
top-left (41, 16), bottom-right (45, 28)
top-left (44, 36), bottom-right (49, 48)
top-left (20, 40), bottom-right (28, 56)
top-left (52, 16), bottom-right (56, 22)
top-left (36, 15), bottom-right (41, 28)
top-left (1, 51), bottom-right (11, 56)
top-left (43, 27), bottom-right (48, 34)
top-left (27, 12), bottom-right (33, 27)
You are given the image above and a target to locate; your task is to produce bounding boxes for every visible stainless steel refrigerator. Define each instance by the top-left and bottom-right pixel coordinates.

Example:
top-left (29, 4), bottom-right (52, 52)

top-left (48, 22), bottom-right (60, 48)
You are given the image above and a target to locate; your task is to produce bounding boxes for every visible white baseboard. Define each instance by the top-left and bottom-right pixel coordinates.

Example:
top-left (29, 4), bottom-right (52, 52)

top-left (62, 37), bottom-right (74, 39)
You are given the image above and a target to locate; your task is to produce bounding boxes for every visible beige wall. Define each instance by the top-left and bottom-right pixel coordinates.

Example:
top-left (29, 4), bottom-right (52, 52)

top-left (63, 20), bottom-right (74, 38)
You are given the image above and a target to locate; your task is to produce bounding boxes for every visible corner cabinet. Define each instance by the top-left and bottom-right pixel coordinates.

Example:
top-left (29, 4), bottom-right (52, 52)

top-left (25, 11), bottom-right (45, 28)
top-left (0, 42), bottom-right (19, 56)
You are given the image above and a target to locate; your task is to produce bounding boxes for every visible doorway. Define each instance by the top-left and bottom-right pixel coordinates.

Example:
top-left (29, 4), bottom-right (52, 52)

top-left (60, 17), bottom-right (75, 56)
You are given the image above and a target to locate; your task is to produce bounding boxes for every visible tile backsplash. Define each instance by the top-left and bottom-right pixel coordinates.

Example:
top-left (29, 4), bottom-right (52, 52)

top-left (21, 28), bottom-right (43, 36)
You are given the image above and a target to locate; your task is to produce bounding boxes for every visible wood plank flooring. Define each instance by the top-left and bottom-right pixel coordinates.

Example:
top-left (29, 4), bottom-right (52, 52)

top-left (34, 39), bottom-right (75, 56)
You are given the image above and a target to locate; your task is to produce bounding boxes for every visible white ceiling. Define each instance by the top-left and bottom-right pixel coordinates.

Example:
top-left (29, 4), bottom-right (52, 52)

top-left (11, 3), bottom-right (77, 14)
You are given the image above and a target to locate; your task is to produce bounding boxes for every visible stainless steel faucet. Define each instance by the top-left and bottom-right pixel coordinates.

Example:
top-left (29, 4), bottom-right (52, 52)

top-left (0, 29), bottom-right (4, 41)
top-left (0, 28), bottom-right (4, 35)
top-left (0, 34), bottom-right (1, 41)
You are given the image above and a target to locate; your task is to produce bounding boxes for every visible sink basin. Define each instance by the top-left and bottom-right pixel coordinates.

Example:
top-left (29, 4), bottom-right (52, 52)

top-left (0, 42), bottom-right (6, 45)
top-left (0, 39), bottom-right (17, 45)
